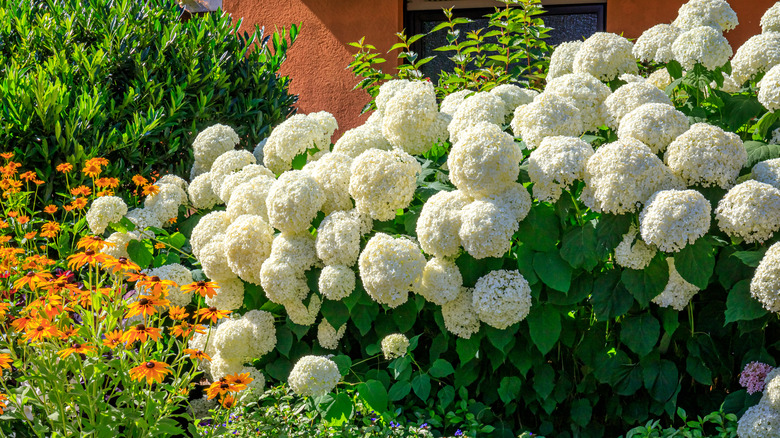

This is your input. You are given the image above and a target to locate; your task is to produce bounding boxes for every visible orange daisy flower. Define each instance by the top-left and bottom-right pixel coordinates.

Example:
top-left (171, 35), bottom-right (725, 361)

top-left (33, 179), bottom-right (45, 186)
top-left (63, 205), bottom-right (74, 212)
top-left (58, 342), bottom-right (96, 359)
top-left (0, 152), bottom-right (13, 160)
top-left (124, 271), bottom-right (148, 283)
top-left (40, 222), bottom-right (60, 238)
top-left (86, 157), bottom-right (109, 167)
top-left (184, 349), bottom-right (212, 361)
top-left (67, 249), bottom-right (110, 270)
top-left (170, 322), bottom-right (206, 338)
top-left (0, 218), bottom-right (8, 229)
top-left (129, 360), bottom-right (171, 385)
top-left (0, 353), bottom-right (12, 376)
top-left (6, 211), bottom-right (18, 218)
top-left (0, 303), bottom-right (10, 319)
top-left (19, 171), bottom-right (37, 181)
top-left (141, 184), bottom-right (159, 196)
top-left (122, 323), bottom-right (162, 343)
top-left (195, 307), bottom-right (231, 324)
top-left (96, 190), bottom-right (114, 197)
top-left (59, 326), bottom-right (79, 340)
top-left (137, 276), bottom-right (176, 297)
top-left (132, 175), bottom-right (148, 186)
top-left (70, 185), bottom-right (92, 197)
top-left (103, 329), bottom-right (124, 348)
top-left (56, 163), bottom-right (73, 173)
top-left (205, 378), bottom-right (237, 400)
top-left (82, 163), bottom-right (101, 179)
top-left (17, 216), bottom-right (29, 225)
top-left (154, 242), bottom-right (166, 250)
top-left (43, 205), bottom-right (58, 214)
top-left (22, 319), bottom-right (60, 343)
top-left (181, 281), bottom-right (219, 299)
top-left (104, 256), bottom-right (140, 274)
top-left (71, 197), bottom-right (88, 210)
top-left (10, 316), bottom-right (32, 332)
top-left (219, 394), bottom-right (237, 409)
top-left (13, 271), bottom-right (53, 291)
top-left (0, 393), bottom-right (7, 415)
top-left (125, 295), bottom-right (170, 319)
top-left (77, 235), bottom-right (113, 252)
top-left (168, 306), bottom-right (189, 320)
top-left (23, 231), bottom-right (36, 240)
top-left (225, 372), bottom-right (252, 390)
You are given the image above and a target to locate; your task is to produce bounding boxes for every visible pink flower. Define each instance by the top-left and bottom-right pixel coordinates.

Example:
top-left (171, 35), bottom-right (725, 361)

top-left (739, 361), bottom-right (775, 394)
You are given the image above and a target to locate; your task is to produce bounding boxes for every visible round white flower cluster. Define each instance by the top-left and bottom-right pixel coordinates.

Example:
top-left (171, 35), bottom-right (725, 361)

top-left (223, 215), bottom-right (274, 285)
top-left (647, 68), bottom-right (673, 90)
top-left (639, 189), bottom-right (711, 253)
top-left (102, 231), bottom-right (139, 260)
top-left (548, 41), bottom-right (582, 80)
top-left (317, 320), bottom-right (347, 350)
top-left (125, 207), bottom-right (163, 238)
top-left (282, 293), bottom-right (322, 326)
top-left (441, 287), bottom-right (481, 339)
top-left (376, 79), bottom-right (411, 115)
top-left (86, 196), bottom-right (128, 234)
top-left (731, 32), bottom-right (780, 85)
top-left (672, 0), bottom-right (738, 32)
top-left (381, 81), bottom-right (447, 155)
top-left (737, 400), bottom-right (780, 438)
top-left (439, 89), bottom-right (474, 116)
top-left (664, 123), bottom-right (746, 188)
top-left (715, 180), bottom-right (780, 244)
top-left (139, 263), bottom-right (192, 307)
top-left (472, 270), bottom-right (532, 330)
top-left (263, 113), bottom-right (335, 174)
top-left (188, 173), bottom-right (220, 210)
top-left (751, 242), bottom-right (780, 312)
top-left (418, 257), bottom-right (463, 306)
top-left (604, 82), bottom-right (673, 129)
top-left (528, 136), bottom-right (594, 203)
top-left (349, 148), bottom-right (421, 221)
top-left (226, 175), bottom-right (275, 221)
top-left (448, 92), bottom-right (506, 145)
top-left (417, 190), bottom-right (471, 258)
top-left (762, 2), bottom-right (780, 33)
top-left (771, 127), bottom-right (780, 145)
top-left (205, 277), bottom-right (246, 311)
top-left (544, 73), bottom-right (611, 131)
top-left (191, 124), bottom-right (240, 179)
top-left (219, 164), bottom-right (275, 205)
top-left (332, 122), bottom-right (392, 158)
top-left (304, 152), bottom-right (353, 215)
top-left (581, 138), bottom-right (682, 214)
top-left (614, 225), bottom-right (657, 270)
top-left (358, 233), bottom-right (426, 308)
top-left (190, 211), bottom-right (231, 259)
top-left (672, 26), bottom-right (732, 71)
top-left (316, 209), bottom-right (370, 267)
top-left (653, 258), bottom-right (700, 311)
top-left (618, 103), bottom-right (689, 154)
top-left (449, 122), bottom-right (522, 197)
top-left (633, 24), bottom-right (682, 64)
top-left (490, 84), bottom-right (537, 122)
top-left (459, 186), bottom-right (531, 259)
top-left (759, 64), bottom-right (780, 112)
top-left (199, 234), bottom-right (236, 281)
top-left (288, 355), bottom-right (341, 397)
top-left (145, 183), bottom-right (188, 223)
top-left (511, 93), bottom-right (583, 149)
top-left (266, 170), bottom-right (325, 234)
top-left (318, 264), bottom-right (356, 301)
top-left (753, 158), bottom-right (780, 188)
top-left (573, 33), bottom-right (638, 81)
top-left (212, 310), bottom-right (276, 364)
top-left (260, 233), bottom-right (316, 305)
top-left (381, 333), bottom-right (410, 360)
top-left (209, 150), bottom-right (257, 200)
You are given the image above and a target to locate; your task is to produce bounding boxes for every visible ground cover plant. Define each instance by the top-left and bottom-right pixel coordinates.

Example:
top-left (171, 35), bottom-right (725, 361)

top-left (5, 0), bottom-right (780, 436)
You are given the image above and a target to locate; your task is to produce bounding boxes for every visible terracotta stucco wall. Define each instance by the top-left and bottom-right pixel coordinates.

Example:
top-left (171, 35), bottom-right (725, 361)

top-left (223, 0), bottom-right (402, 137)
top-left (606, 0), bottom-right (776, 48)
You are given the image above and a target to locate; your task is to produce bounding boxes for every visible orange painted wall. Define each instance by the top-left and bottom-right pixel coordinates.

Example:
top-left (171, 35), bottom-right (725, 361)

top-left (222, 0), bottom-right (402, 137)
top-left (606, 0), bottom-right (776, 48)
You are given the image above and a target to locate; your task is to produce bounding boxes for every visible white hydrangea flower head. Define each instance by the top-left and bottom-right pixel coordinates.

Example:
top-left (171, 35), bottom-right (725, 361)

top-left (620, 74), bottom-right (647, 84)
top-left (448, 121), bottom-right (522, 196)
top-left (252, 138), bottom-right (267, 165)
top-left (418, 257), bottom-right (463, 306)
top-left (489, 84), bottom-right (538, 122)
top-left (604, 82), bottom-right (673, 129)
top-left (417, 190), bottom-right (471, 258)
top-left (214, 309), bottom-right (276, 363)
top-left (460, 199), bottom-right (520, 260)
top-left (189, 397), bottom-right (216, 420)
top-left (191, 124), bottom-right (240, 178)
top-left (259, 258), bottom-right (309, 304)
top-left (205, 276), bottom-right (245, 311)
top-left (303, 152), bottom-right (353, 215)
top-left (633, 24), bottom-right (683, 64)
top-left (359, 233), bottom-right (426, 308)
top-left (772, 128), bottom-right (780, 145)
top-left (156, 174), bottom-right (188, 192)
top-left (639, 189), bottom-right (711, 253)
top-left (573, 32), bottom-right (638, 81)
top-left (266, 170), bottom-right (325, 234)
top-left (332, 122), bottom-right (392, 158)
top-left (262, 114), bottom-right (327, 174)
top-left (190, 161), bottom-right (210, 181)
top-left (510, 93), bottom-right (583, 149)
top-left (647, 68), bottom-right (673, 90)
top-left (715, 180), bottom-right (780, 243)
top-left (765, 372), bottom-right (780, 409)
top-left (240, 366), bottom-right (266, 396)
top-left (366, 110), bottom-right (382, 125)
top-left (209, 150), bottom-right (257, 200)
top-left (441, 287), bottom-right (481, 339)
top-left (548, 40), bottom-right (583, 80)
top-left (124, 207), bottom-right (162, 238)
top-left (226, 175), bottom-right (276, 222)
top-left (582, 138), bottom-right (683, 214)
top-left (618, 103), bottom-right (690, 154)
top-left (288, 355), bottom-right (341, 397)
top-left (440, 89), bottom-right (475, 116)
top-left (448, 92), bottom-right (507, 145)
top-left (614, 225), bottom-right (657, 270)
top-left (190, 211), bottom-right (231, 259)
top-left (653, 258), bottom-right (700, 311)
top-left (284, 294), bottom-right (321, 326)
top-left (319, 264), bottom-right (356, 300)
top-left (475, 182), bottom-right (532, 223)
top-left (188, 173), bottom-right (220, 210)
top-left (664, 122), bottom-right (746, 188)
top-left (731, 32), bottom-right (780, 84)
top-left (102, 231), bottom-right (139, 260)
top-left (399, 111), bottom-right (451, 156)
top-left (672, 26), bottom-right (733, 71)
top-left (376, 79), bottom-right (412, 115)
top-left (219, 164), bottom-right (275, 204)
top-left (759, 64), bottom-right (780, 112)
top-left (762, 2), bottom-right (780, 32)
top-left (528, 136), bottom-right (594, 203)
top-left (381, 334), bottom-right (410, 360)
top-left (224, 215), bottom-right (274, 285)
top-left (86, 196), bottom-right (128, 234)
top-left (672, 0), bottom-right (738, 32)
top-left (544, 73), bottom-right (611, 131)
top-left (716, 73), bottom-right (741, 93)
top-left (751, 242), bottom-right (780, 312)
top-left (316, 209), bottom-right (368, 266)
top-left (753, 158), bottom-right (780, 189)
top-left (145, 183), bottom-right (188, 223)
top-left (349, 148), bottom-right (421, 221)
top-left (308, 111), bottom-right (338, 141)
top-left (199, 234), bottom-right (237, 282)
top-left (270, 232), bottom-right (318, 272)
top-left (736, 402), bottom-right (780, 438)
top-left (472, 270), bottom-right (532, 330)
top-left (140, 263), bottom-right (192, 307)
top-left (381, 81), bottom-right (443, 154)
top-left (317, 320), bottom-right (347, 350)
top-left (208, 354), bottom-right (243, 381)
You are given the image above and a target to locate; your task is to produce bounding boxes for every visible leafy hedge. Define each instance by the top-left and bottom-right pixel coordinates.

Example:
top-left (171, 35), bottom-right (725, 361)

top-left (0, 0), bottom-right (297, 199)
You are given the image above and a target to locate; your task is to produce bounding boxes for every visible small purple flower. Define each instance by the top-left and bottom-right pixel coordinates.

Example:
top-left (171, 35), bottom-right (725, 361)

top-left (455, 430), bottom-right (463, 436)
top-left (740, 361), bottom-right (775, 394)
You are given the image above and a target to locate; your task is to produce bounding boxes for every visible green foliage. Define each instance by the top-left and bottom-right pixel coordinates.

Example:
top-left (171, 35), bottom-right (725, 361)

top-left (0, 0), bottom-right (297, 200)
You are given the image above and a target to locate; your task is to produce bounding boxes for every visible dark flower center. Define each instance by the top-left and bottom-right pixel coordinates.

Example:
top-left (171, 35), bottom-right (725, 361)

top-left (197, 281), bottom-right (206, 287)
top-left (72, 343), bottom-right (81, 349)
top-left (35, 325), bottom-right (44, 331)
top-left (136, 324), bottom-right (146, 331)
top-left (145, 362), bottom-right (155, 369)
top-left (85, 249), bottom-right (95, 256)
top-left (150, 276), bottom-right (161, 282)
top-left (220, 383), bottom-right (230, 390)
top-left (118, 257), bottom-right (127, 263)
top-left (208, 307), bottom-right (217, 312)
top-left (26, 271), bottom-right (34, 277)
top-left (138, 298), bottom-right (149, 306)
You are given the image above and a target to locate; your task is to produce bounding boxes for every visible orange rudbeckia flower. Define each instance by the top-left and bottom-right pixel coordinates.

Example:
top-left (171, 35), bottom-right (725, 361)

top-left (170, 322), bottom-right (206, 338)
top-left (104, 256), bottom-right (140, 274)
top-left (122, 323), bottom-right (162, 343)
top-left (180, 281), bottom-right (219, 299)
top-left (58, 342), bottom-right (96, 359)
top-left (22, 319), bottom-right (60, 343)
top-left (125, 295), bottom-right (170, 319)
top-left (195, 307), bottom-right (231, 324)
top-left (67, 249), bottom-right (110, 270)
top-left (70, 186), bottom-right (92, 197)
top-left (129, 360), bottom-right (171, 385)
top-left (40, 222), bottom-right (60, 238)
top-left (77, 235), bottom-right (114, 252)
top-left (183, 349), bottom-right (212, 361)
top-left (132, 175), bottom-right (148, 186)
top-left (13, 271), bottom-right (52, 291)
top-left (43, 205), bottom-right (58, 215)
top-left (103, 329), bottom-right (124, 348)
top-left (168, 306), bottom-right (189, 320)
top-left (0, 353), bottom-right (12, 376)
top-left (56, 163), bottom-right (73, 173)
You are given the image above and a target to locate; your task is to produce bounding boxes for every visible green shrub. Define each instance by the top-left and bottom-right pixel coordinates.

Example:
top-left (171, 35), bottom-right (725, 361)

top-left (0, 0), bottom-right (298, 200)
